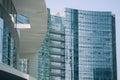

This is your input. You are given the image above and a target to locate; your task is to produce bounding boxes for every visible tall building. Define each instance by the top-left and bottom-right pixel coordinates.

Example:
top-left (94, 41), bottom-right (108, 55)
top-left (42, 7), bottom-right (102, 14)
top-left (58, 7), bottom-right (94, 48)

top-left (38, 9), bottom-right (65, 80)
top-left (49, 15), bottom-right (65, 80)
top-left (0, 0), bottom-right (47, 80)
top-left (65, 8), bottom-right (117, 80)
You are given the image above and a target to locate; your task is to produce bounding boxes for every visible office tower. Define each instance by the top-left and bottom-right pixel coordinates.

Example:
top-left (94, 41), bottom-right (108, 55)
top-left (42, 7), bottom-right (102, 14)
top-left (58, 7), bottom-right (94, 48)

top-left (49, 15), bottom-right (65, 80)
top-left (38, 9), bottom-right (65, 80)
top-left (65, 8), bottom-right (117, 80)
top-left (0, 0), bottom-right (47, 80)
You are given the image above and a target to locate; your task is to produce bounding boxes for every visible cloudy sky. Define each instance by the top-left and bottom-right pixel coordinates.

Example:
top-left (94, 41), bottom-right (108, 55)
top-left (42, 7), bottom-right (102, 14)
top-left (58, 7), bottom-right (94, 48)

top-left (45, 0), bottom-right (120, 79)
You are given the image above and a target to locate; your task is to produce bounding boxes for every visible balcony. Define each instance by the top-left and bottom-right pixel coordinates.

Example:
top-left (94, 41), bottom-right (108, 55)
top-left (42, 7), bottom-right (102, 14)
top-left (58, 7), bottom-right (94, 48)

top-left (50, 64), bottom-right (65, 70)
top-left (50, 50), bottom-right (65, 56)
top-left (50, 57), bottom-right (65, 63)
top-left (50, 72), bottom-right (65, 77)
top-left (49, 29), bottom-right (65, 35)
top-left (49, 44), bottom-right (64, 49)
top-left (49, 36), bottom-right (65, 42)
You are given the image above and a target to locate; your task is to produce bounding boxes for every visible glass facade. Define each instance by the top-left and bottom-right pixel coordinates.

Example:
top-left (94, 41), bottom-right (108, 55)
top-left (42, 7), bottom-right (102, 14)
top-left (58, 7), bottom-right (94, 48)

top-left (38, 34), bottom-right (50, 80)
top-left (38, 9), bottom-right (65, 80)
top-left (19, 59), bottom-right (29, 74)
top-left (49, 15), bottom-right (65, 80)
top-left (0, 0), bottom-right (18, 69)
top-left (65, 8), bottom-right (117, 80)
top-left (16, 14), bottom-right (30, 24)
top-left (38, 9), bottom-right (51, 80)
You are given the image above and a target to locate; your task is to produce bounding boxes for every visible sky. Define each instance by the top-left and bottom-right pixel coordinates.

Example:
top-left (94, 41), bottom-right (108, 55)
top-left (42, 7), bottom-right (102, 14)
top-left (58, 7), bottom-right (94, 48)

top-left (45, 0), bottom-right (120, 79)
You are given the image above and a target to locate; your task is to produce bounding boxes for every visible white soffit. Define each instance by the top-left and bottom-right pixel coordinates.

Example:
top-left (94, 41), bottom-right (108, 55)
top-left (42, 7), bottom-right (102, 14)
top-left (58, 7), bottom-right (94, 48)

top-left (12, 0), bottom-right (47, 54)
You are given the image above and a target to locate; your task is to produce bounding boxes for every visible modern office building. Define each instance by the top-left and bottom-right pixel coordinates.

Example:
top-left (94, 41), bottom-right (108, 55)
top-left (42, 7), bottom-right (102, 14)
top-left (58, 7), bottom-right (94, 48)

top-left (49, 15), bottom-right (65, 80)
top-left (0, 0), bottom-right (47, 80)
top-left (65, 8), bottom-right (117, 80)
top-left (38, 9), bottom-right (65, 80)
top-left (0, 0), bottom-right (117, 80)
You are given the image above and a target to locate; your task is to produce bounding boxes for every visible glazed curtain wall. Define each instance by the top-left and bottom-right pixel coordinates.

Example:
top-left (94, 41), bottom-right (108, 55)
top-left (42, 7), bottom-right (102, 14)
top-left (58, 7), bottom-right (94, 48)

top-left (65, 8), bottom-right (117, 80)
top-left (0, 1), bottom-right (18, 69)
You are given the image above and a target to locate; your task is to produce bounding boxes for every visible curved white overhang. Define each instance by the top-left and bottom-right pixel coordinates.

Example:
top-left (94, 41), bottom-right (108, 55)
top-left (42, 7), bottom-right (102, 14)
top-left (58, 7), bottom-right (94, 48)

top-left (12, 0), bottom-right (47, 54)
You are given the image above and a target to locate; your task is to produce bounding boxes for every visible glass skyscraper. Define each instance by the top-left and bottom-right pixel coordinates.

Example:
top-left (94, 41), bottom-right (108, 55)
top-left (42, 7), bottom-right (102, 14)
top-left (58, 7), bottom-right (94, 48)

top-left (49, 15), bottom-right (65, 80)
top-left (65, 8), bottom-right (117, 80)
top-left (38, 9), bottom-right (65, 80)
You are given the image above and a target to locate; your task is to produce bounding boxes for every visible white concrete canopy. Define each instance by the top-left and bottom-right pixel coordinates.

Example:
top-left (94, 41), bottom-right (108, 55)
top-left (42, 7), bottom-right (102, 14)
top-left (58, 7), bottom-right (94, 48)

top-left (12, 0), bottom-right (47, 54)
top-left (11, 0), bottom-right (47, 78)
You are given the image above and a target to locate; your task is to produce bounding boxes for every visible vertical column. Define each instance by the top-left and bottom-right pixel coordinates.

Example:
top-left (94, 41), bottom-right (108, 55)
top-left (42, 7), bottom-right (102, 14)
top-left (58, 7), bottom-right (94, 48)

top-left (72, 10), bottom-right (79, 80)
top-left (0, 18), bottom-right (3, 63)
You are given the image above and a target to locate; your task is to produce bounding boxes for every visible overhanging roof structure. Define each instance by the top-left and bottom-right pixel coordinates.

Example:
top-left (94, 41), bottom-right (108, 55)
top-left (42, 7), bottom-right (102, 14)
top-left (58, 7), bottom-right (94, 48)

top-left (12, 0), bottom-right (47, 54)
